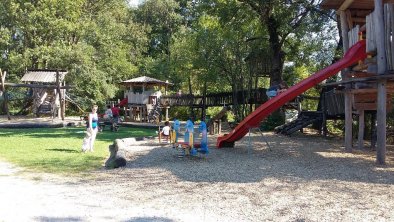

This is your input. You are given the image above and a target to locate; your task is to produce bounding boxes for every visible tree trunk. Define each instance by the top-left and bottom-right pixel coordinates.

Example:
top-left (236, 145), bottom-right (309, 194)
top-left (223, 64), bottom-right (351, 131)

top-left (265, 16), bottom-right (285, 85)
top-left (264, 16), bottom-right (286, 125)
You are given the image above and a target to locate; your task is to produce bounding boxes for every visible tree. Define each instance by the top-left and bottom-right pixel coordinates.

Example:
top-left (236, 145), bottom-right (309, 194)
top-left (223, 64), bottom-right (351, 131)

top-left (0, 0), bottom-right (149, 110)
top-left (238, 0), bottom-right (329, 86)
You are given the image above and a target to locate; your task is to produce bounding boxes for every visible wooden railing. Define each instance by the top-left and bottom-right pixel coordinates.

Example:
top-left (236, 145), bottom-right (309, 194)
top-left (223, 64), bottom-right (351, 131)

top-left (366, 4), bottom-right (394, 70)
top-left (348, 25), bottom-right (360, 48)
top-left (160, 88), bottom-right (268, 107)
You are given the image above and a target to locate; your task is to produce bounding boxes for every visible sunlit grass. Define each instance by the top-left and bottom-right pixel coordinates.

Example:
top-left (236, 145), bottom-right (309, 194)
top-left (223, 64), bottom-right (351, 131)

top-left (0, 126), bottom-right (156, 174)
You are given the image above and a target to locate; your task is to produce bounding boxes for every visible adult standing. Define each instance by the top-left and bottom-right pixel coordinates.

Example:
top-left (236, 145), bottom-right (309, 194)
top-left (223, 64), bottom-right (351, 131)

top-left (111, 104), bottom-right (120, 123)
top-left (86, 105), bottom-right (99, 152)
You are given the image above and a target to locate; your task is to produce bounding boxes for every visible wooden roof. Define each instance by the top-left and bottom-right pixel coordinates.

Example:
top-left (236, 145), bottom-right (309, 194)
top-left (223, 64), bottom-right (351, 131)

top-left (120, 76), bottom-right (172, 86)
top-left (320, 0), bottom-right (394, 10)
top-left (320, 0), bottom-right (374, 10)
top-left (21, 69), bottom-right (67, 83)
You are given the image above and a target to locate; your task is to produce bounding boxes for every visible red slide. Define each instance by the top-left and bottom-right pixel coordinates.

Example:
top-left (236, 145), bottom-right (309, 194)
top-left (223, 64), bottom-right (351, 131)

top-left (217, 40), bottom-right (367, 148)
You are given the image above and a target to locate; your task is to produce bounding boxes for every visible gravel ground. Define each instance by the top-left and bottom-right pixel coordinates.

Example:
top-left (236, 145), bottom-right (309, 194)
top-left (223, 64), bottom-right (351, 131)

top-left (1, 132), bottom-right (394, 222)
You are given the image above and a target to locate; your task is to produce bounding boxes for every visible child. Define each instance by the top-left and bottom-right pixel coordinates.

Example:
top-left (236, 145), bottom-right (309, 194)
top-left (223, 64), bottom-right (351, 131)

top-left (266, 80), bottom-right (288, 98)
top-left (159, 121), bottom-right (171, 143)
top-left (160, 121), bottom-right (171, 137)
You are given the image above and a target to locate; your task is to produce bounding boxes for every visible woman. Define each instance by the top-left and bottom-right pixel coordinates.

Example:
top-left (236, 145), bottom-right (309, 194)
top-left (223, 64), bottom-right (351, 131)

top-left (86, 105), bottom-right (99, 152)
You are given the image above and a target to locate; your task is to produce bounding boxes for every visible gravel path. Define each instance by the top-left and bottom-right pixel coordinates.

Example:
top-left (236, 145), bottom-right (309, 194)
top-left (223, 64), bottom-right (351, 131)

top-left (1, 132), bottom-right (394, 222)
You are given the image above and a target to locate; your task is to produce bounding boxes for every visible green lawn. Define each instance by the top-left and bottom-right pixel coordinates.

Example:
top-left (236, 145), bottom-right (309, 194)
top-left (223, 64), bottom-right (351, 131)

top-left (0, 126), bottom-right (156, 174)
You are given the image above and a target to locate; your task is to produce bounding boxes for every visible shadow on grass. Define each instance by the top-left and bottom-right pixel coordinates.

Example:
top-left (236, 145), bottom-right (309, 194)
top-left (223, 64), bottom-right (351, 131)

top-left (46, 148), bottom-right (80, 153)
top-left (21, 155), bottom-right (105, 173)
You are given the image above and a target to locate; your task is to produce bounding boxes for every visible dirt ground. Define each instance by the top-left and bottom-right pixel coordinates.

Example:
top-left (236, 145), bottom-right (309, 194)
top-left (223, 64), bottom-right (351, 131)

top-left (1, 130), bottom-right (394, 222)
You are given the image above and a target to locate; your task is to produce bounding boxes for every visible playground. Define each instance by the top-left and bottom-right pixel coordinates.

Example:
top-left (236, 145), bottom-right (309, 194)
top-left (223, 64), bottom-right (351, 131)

top-left (1, 127), bottom-right (394, 221)
top-left (3, 0), bottom-right (394, 221)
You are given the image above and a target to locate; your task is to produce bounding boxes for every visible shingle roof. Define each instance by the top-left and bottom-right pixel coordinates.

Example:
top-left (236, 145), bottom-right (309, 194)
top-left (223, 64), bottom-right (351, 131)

top-left (21, 70), bottom-right (68, 83)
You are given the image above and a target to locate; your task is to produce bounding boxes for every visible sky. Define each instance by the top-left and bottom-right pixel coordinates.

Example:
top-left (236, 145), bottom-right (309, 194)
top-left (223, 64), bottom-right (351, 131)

top-left (128, 0), bottom-right (140, 7)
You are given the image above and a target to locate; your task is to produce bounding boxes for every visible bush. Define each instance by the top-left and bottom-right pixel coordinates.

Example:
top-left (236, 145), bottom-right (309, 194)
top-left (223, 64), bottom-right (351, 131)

top-left (260, 110), bottom-right (285, 131)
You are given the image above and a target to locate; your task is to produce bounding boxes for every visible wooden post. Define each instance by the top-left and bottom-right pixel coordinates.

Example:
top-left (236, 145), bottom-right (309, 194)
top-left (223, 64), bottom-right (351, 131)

top-left (340, 10), bottom-right (353, 152)
top-left (357, 109), bottom-right (365, 150)
top-left (344, 90), bottom-right (353, 152)
top-left (158, 125), bottom-right (161, 143)
top-left (376, 79), bottom-right (387, 163)
top-left (375, 0), bottom-right (387, 165)
top-left (165, 106), bottom-right (169, 121)
top-left (0, 69), bottom-right (11, 120)
top-left (218, 119), bottom-right (222, 135)
top-left (340, 10), bottom-right (350, 53)
top-left (322, 92), bottom-right (328, 136)
top-left (371, 111), bottom-right (377, 149)
top-left (56, 70), bottom-right (65, 120)
top-left (202, 81), bottom-right (207, 121)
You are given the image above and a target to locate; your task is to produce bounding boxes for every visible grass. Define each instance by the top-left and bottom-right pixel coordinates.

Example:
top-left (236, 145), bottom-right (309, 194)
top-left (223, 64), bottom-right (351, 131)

top-left (0, 126), bottom-right (156, 174)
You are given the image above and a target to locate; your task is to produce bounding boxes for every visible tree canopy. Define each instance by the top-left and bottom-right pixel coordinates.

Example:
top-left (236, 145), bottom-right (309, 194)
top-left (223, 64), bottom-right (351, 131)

top-left (0, 0), bottom-right (339, 117)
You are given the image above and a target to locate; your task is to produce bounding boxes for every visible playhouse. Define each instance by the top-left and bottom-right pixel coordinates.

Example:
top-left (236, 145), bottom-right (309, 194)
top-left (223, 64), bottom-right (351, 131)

top-left (120, 76), bottom-right (172, 122)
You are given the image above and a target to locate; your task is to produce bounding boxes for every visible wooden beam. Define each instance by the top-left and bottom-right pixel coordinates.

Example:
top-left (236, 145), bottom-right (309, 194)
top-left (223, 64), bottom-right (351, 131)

top-left (339, 0), bottom-right (355, 11)
top-left (3, 83), bottom-right (72, 89)
top-left (322, 74), bottom-right (394, 87)
top-left (353, 17), bottom-right (366, 23)
top-left (353, 102), bottom-right (392, 110)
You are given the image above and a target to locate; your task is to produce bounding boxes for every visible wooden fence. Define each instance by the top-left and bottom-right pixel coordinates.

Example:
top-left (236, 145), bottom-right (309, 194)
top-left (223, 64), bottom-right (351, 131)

top-left (160, 88), bottom-right (268, 107)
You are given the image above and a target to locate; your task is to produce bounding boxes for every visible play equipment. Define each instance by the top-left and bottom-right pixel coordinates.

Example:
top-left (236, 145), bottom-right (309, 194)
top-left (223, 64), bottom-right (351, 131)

top-left (171, 119), bottom-right (209, 157)
top-left (217, 40), bottom-right (368, 148)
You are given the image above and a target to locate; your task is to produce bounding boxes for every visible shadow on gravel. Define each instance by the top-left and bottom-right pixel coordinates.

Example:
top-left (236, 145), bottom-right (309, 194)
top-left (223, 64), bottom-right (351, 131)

top-left (124, 217), bottom-right (174, 222)
top-left (120, 133), bottom-right (394, 185)
top-left (35, 216), bottom-right (82, 222)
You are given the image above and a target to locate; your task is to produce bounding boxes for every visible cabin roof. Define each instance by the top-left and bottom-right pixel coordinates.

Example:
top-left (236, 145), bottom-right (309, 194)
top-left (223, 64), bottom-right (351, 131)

top-left (121, 76), bottom-right (172, 86)
top-left (21, 69), bottom-right (68, 83)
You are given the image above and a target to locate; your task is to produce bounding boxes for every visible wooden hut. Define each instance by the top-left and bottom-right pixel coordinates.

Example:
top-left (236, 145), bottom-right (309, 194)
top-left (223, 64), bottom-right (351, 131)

top-left (321, 0), bottom-right (394, 164)
top-left (21, 69), bottom-right (67, 119)
top-left (120, 76), bottom-right (172, 121)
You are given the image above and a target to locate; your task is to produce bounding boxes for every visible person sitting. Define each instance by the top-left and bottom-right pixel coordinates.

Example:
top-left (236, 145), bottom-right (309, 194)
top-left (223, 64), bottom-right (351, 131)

top-left (266, 81), bottom-right (288, 98)
top-left (159, 121), bottom-right (171, 142)
top-left (104, 105), bottom-right (113, 119)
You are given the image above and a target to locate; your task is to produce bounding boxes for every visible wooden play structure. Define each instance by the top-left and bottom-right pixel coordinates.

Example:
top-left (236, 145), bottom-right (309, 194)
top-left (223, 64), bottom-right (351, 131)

top-left (320, 0), bottom-right (394, 164)
top-left (120, 76), bottom-right (172, 122)
top-left (21, 69), bottom-right (67, 119)
top-left (1, 69), bottom-right (70, 120)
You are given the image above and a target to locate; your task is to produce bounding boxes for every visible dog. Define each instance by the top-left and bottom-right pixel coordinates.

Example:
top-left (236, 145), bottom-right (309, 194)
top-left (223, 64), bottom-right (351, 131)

top-left (81, 129), bottom-right (92, 152)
